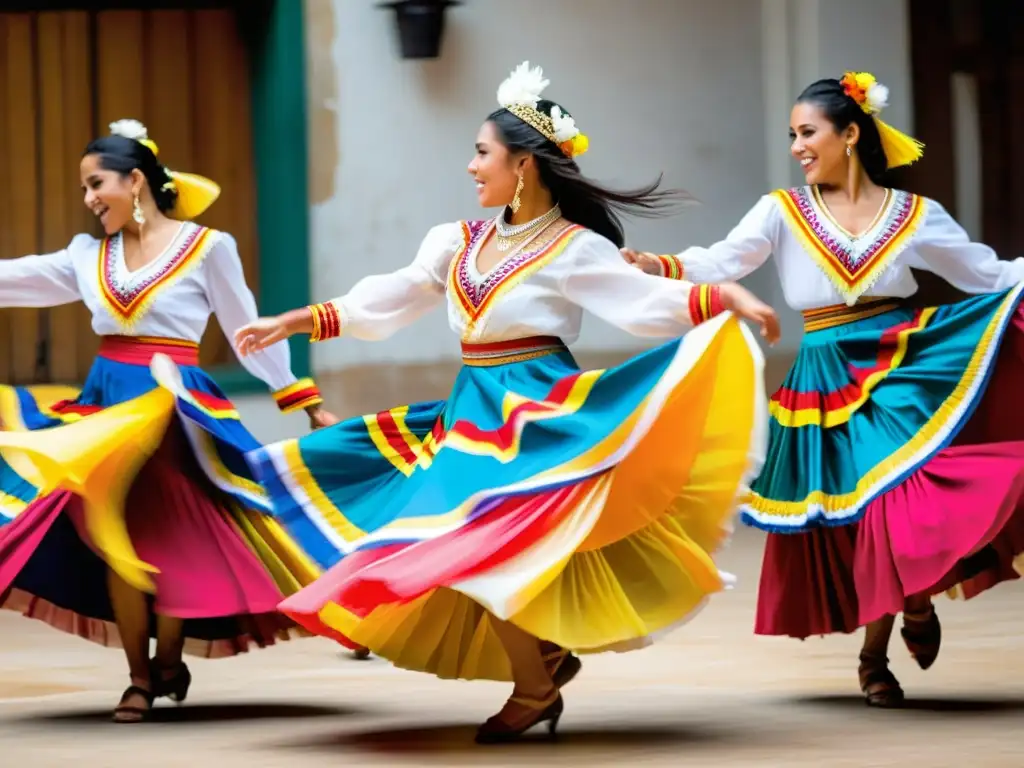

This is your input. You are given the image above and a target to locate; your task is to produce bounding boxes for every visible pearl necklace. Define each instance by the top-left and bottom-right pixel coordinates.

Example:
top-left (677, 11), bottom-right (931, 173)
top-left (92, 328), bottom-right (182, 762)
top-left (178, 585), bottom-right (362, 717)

top-left (494, 205), bottom-right (561, 252)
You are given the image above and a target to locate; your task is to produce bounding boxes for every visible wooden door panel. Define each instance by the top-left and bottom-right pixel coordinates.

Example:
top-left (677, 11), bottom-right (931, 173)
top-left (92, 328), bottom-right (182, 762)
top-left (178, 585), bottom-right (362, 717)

top-left (2, 14), bottom-right (43, 385)
top-left (0, 6), bottom-right (258, 385)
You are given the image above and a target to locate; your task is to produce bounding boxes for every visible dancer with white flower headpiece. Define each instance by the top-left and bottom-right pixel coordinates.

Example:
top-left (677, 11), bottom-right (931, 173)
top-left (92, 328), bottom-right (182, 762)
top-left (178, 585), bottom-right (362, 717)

top-left (229, 61), bottom-right (780, 743)
top-left (0, 119), bottom-right (335, 722)
top-left (623, 72), bottom-right (1024, 707)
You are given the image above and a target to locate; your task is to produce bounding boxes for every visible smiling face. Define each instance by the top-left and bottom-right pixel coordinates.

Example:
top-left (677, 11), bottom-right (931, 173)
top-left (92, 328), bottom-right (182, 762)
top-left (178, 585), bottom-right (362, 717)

top-left (467, 120), bottom-right (525, 209)
top-left (80, 153), bottom-right (142, 234)
top-left (789, 101), bottom-right (858, 186)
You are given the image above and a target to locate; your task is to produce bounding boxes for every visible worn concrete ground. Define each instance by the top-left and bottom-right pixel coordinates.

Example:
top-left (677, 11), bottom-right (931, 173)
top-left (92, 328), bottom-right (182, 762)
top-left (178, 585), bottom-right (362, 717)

top-left (0, 527), bottom-right (1019, 768)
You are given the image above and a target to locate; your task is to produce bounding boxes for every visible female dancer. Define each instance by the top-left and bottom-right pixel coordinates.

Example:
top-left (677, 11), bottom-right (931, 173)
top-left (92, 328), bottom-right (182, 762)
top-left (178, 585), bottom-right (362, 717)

top-left (623, 72), bottom-right (1024, 706)
top-left (231, 62), bottom-right (780, 742)
top-left (0, 119), bottom-right (332, 722)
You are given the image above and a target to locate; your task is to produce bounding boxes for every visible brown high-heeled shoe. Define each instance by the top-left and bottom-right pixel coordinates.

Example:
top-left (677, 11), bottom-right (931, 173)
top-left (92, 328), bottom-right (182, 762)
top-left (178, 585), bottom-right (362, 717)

top-left (475, 690), bottom-right (564, 744)
top-left (901, 606), bottom-right (941, 670)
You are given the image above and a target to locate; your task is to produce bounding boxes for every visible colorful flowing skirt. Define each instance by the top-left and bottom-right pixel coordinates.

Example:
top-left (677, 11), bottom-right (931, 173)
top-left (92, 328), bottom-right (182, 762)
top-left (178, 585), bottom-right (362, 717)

top-left (0, 336), bottom-right (320, 657)
top-left (240, 316), bottom-right (766, 682)
top-left (745, 287), bottom-right (1024, 638)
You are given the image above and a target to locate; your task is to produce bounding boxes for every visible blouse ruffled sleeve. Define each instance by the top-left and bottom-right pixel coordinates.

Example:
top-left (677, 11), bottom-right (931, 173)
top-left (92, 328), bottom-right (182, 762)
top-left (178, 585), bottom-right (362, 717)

top-left (205, 232), bottom-right (323, 413)
top-left (0, 234), bottom-right (89, 307)
top-left (558, 230), bottom-right (727, 336)
top-left (656, 195), bottom-right (777, 284)
top-left (906, 199), bottom-right (1024, 293)
top-left (308, 222), bottom-right (462, 342)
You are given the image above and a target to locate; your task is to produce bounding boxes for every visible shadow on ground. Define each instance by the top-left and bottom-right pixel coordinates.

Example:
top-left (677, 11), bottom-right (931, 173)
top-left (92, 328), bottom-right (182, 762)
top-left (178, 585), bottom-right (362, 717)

top-left (20, 701), bottom-right (358, 726)
top-left (794, 694), bottom-right (1024, 715)
top-left (273, 720), bottom-right (776, 757)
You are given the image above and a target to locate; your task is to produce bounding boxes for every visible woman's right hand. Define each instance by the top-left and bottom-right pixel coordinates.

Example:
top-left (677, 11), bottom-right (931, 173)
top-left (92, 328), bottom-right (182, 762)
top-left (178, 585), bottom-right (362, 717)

top-left (620, 247), bottom-right (663, 276)
top-left (718, 283), bottom-right (781, 346)
top-left (234, 315), bottom-right (293, 357)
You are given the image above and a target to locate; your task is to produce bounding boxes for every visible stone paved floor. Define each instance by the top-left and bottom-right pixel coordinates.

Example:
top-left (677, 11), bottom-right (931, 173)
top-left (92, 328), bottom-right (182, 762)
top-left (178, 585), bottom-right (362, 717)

top-left (0, 528), bottom-right (1020, 767)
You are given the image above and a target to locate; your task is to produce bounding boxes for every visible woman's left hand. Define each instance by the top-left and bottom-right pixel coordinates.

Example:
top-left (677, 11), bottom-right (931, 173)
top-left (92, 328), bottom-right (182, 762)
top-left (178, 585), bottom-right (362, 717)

top-left (306, 405), bottom-right (339, 430)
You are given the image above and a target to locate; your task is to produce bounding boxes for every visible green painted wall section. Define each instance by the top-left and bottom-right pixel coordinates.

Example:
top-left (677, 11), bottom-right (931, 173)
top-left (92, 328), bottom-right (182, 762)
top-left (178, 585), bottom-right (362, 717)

top-left (211, 0), bottom-right (311, 395)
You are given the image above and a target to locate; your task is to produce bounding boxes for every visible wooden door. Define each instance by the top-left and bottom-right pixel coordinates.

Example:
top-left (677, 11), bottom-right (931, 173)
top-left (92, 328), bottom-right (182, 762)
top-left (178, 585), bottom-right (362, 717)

top-left (0, 6), bottom-right (257, 386)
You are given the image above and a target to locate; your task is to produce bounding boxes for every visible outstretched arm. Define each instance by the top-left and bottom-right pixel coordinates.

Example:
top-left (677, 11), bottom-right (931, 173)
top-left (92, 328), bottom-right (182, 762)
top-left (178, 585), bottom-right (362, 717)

top-left (0, 236), bottom-right (86, 308)
top-left (560, 232), bottom-right (780, 344)
top-left (909, 200), bottom-right (1024, 293)
top-left (205, 233), bottom-right (330, 425)
top-left (621, 194), bottom-right (777, 283)
top-left (235, 223), bottom-right (461, 355)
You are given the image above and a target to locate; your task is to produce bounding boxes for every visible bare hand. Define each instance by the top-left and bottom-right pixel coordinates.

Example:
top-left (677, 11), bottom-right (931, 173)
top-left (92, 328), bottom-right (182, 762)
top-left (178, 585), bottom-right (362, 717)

top-left (306, 406), bottom-right (340, 430)
top-left (235, 316), bottom-right (291, 357)
top-left (719, 283), bottom-right (781, 346)
top-left (620, 247), bottom-right (663, 276)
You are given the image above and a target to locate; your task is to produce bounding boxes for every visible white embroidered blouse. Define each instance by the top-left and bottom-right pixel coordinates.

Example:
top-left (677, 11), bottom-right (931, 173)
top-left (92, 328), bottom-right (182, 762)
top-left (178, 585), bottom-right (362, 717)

top-left (659, 185), bottom-right (1024, 309)
top-left (0, 221), bottom-right (304, 396)
top-left (318, 218), bottom-right (721, 344)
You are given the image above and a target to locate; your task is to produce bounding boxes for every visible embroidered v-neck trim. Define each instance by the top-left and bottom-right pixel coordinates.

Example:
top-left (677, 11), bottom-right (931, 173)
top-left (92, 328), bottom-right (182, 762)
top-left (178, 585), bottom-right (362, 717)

top-left (98, 223), bottom-right (216, 329)
top-left (773, 186), bottom-right (926, 304)
top-left (449, 219), bottom-right (584, 329)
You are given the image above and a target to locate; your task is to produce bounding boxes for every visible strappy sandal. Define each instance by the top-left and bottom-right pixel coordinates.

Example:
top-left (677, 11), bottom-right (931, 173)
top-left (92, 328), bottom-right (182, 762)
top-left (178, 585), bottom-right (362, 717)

top-left (543, 647), bottom-right (582, 689)
top-left (475, 689), bottom-right (564, 744)
top-left (901, 606), bottom-right (941, 670)
top-left (858, 652), bottom-right (905, 709)
top-left (112, 684), bottom-right (155, 724)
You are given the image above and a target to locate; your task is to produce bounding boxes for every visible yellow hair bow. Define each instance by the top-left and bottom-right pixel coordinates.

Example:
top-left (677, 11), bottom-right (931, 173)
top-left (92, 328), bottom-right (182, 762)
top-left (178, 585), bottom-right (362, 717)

top-left (109, 120), bottom-right (221, 220)
top-left (840, 71), bottom-right (924, 170)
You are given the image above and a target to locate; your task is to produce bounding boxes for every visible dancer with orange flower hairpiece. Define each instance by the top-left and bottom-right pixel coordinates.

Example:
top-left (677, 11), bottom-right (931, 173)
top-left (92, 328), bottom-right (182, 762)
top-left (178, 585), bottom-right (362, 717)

top-left (624, 72), bottom-right (1024, 707)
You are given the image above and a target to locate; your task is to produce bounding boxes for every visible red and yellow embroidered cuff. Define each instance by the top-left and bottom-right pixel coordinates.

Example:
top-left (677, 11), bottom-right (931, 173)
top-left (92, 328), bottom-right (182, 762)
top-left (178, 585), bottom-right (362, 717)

top-left (308, 301), bottom-right (342, 342)
top-left (687, 284), bottom-right (726, 325)
top-left (273, 378), bottom-right (324, 414)
top-left (657, 254), bottom-right (685, 280)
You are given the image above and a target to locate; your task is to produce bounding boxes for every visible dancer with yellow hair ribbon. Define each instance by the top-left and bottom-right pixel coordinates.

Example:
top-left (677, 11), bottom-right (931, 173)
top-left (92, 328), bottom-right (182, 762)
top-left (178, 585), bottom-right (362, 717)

top-left (623, 72), bottom-right (1024, 708)
top-left (0, 119), bottom-right (335, 722)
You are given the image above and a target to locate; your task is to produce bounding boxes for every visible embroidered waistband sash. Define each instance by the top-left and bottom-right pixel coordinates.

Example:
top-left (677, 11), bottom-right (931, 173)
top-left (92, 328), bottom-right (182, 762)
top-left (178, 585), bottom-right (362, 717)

top-left (801, 297), bottom-right (905, 333)
top-left (461, 336), bottom-right (567, 367)
top-left (98, 335), bottom-right (201, 367)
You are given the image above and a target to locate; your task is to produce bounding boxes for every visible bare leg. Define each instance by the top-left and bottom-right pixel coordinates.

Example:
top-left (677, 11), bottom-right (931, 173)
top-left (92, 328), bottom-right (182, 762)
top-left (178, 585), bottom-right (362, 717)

top-left (154, 614), bottom-right (185, 671)
top-left (858, 614), bottom-right (905, 708)
top-left (476, 616), bottom-right (562, 743)
top-left (107, 569), bottom-right (154, 722)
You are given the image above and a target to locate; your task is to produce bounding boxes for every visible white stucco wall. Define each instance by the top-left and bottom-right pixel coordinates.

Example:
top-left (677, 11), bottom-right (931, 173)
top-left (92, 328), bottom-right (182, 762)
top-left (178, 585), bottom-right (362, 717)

top-left (237, 0), bottom-right (916, 441)
top-left (307, 0), bottom-right (771, 369)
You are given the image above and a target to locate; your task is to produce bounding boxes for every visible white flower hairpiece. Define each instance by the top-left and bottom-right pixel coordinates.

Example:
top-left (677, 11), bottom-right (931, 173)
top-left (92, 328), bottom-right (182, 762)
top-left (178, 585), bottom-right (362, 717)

top-left (496, 61), bottom-right (590, 159)
top-left (497, 61), bottom-right (550, 110)
top-left (549, 105), bottom-right (578, 144)
top-left (863, 81), bottom-right (889, 115)
top-left (109, 118), bottom-right (149, 142)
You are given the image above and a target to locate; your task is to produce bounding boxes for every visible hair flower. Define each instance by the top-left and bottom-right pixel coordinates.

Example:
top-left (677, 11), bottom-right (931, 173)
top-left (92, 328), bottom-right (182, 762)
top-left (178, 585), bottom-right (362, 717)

top-left (840, 71), bottom-right (888, 116)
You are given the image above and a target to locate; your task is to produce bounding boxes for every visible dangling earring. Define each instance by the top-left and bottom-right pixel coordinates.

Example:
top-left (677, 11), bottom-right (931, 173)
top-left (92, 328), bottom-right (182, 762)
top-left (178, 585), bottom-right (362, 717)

top-left (132, 193), bottom-right (145, 225)
top-left (510, 173), bottom-right (524, 215)
top-left (846, 144), bottom-right (853, 157)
